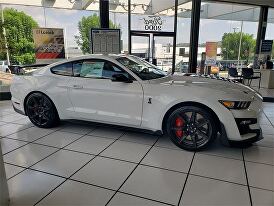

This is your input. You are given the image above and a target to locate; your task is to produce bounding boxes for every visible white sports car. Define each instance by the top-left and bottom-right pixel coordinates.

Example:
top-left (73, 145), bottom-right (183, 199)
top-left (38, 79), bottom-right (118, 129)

top-left (10, 54), bottom-right (263, 151)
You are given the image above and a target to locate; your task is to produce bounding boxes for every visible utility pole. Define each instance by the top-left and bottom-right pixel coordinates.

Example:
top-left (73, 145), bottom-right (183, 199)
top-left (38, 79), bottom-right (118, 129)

top-left (0, 4), bottom-right (10, 65)
top-left (237, 21), bottom-right (243, 69)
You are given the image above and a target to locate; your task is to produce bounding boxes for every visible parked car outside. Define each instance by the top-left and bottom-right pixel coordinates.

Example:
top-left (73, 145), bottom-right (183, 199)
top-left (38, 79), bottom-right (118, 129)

top-left (0, 60), bottom-right (10, 73)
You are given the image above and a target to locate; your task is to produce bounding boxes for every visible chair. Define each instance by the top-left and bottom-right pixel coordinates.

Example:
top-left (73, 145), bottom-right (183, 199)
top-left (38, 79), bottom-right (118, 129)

top-left (241, 68), bottom-right (261, 89)
top-left (228, 67), bottom-right (243, 82)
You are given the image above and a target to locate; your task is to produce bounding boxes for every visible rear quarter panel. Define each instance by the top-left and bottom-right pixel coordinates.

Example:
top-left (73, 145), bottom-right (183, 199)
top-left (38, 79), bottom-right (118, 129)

top-left (11, 74), bottom-right (74, 119)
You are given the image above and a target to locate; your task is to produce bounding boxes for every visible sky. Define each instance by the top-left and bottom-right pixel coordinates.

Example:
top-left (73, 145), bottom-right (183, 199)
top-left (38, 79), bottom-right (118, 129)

top-left (3, 4), bottom-right (274, 49)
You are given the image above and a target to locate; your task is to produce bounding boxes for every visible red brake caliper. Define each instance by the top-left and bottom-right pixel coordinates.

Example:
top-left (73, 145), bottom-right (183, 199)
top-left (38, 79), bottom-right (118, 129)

top-left (175, 117), bottom-right (184, 138)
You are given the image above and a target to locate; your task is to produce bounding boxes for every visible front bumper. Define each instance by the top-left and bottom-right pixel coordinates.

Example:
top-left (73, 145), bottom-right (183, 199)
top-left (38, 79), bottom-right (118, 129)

top-left (228, 128), bottom-right (263, 146)
top-left (220, 120), bottom-right (263, 146)
top-left (11, 97), bottom-right (26, 116)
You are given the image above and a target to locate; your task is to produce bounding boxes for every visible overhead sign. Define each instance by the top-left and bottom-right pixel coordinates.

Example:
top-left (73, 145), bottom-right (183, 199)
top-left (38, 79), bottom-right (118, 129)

top-left (142, 16), bottom-right (165, 31)
top-left (33, 28), bottom-right (65, 59)
top-left (261, 40), bottom-right (273, 53)
top-left (90, 29), bottom-right (121, 54)
top-left (205, 42), bottom-right (218, 66)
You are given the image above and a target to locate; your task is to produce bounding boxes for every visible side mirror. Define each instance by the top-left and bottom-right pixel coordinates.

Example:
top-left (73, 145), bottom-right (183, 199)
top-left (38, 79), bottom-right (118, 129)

top-left (111, 73), bottom-right (133, 83)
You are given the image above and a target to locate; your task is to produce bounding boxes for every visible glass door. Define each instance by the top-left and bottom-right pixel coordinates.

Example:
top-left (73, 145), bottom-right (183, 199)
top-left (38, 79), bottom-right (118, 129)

top-left (131, 34), bottom-right (150, 61)
top-left (152, 35), bottom-right (174, 72)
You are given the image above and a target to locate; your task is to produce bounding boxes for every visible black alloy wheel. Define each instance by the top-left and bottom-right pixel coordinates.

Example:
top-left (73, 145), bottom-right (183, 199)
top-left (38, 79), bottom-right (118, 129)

top-left (166, 106), bottom-right (217, 151)
top-left (25, 93), bottom-right (59, 128)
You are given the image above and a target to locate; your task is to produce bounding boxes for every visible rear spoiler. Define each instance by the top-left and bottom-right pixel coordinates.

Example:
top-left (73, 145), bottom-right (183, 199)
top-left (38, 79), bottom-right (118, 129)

top-left (8, 64), bottom-right (49, 74)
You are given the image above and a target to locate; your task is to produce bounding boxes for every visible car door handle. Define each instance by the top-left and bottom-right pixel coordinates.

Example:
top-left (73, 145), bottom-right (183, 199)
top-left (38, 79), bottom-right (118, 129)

top-left (72, 85), bottom-right (83, 89)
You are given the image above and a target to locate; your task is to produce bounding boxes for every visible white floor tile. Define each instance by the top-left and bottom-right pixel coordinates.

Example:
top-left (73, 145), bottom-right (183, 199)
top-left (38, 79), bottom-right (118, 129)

top-left (120, 132), bottom-right (158, 145)
top-left (246, 161), bottom-right (274, 191)
top-left (4, 143), bottom-right (58, 167)
top-left (31, 150), bottom-right (93, 177)
top-left (0, 138), bottom-right (28, 154)
top-left (4, 164), bottom-right (24, 179)
top-left (101, 141), bottom-right (151, 163)
top-left (34, 131), bottom-right (82, 148)
top-left (65, 135), bottom-right (115, 155)
top-left (180, 175), bottom-right (250, 206)
top-left (142, 146), bottom-right (193, 173)
top-left (8, 169), bottom-right (64, 206)
top-left (37, 180), bottom-right (114, 206)
top-left (89, 127), bottom-right (124, 139)
top-left (250, 188), bottom-right (274, 206)
top-left (7, 127), bottom-right (56, 142)
top-left (121, 165), bottom-right (186, 205)
top-left (244, 146), bottom-right (274, 165)
top-left (191, 153), bottom-right (246, 184)
top-left (109, 192), bottom-right (167, 206)
top-left (72, 156), bottom-right (136, 190)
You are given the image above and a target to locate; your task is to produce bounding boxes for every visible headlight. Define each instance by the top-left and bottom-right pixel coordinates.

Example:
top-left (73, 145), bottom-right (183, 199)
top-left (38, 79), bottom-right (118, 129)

top-left (219, 100), bottom-right (251, 110)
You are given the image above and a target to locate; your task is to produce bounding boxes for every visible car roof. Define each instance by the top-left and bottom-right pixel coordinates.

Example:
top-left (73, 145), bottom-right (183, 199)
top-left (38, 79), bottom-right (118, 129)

top-left (65, 54), bottom-right (128, 62)
top-left (44, 54), bottom-right (129, 68)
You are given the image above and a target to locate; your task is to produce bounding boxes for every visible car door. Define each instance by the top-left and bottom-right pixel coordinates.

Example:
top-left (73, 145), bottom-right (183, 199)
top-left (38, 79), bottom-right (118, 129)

top-left (67, 58), bottom-right (144, 127)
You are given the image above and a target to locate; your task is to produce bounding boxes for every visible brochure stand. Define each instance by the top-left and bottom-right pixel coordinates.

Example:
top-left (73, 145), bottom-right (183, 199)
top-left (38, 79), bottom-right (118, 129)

top-left (0, 141), bottom-right (9, 206)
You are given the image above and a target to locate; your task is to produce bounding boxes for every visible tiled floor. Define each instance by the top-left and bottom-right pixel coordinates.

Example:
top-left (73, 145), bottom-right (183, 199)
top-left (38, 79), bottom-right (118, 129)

top-left (0, 100), bottom-right (273, 206)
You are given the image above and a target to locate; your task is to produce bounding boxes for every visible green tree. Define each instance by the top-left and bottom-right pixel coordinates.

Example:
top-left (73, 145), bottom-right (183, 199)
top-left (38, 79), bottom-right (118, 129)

top-left (221, 32), bottom-right (256, 61)
top-left (75, 14), bottom-right (119, 54)
top-left (0, 8), bottom-right (38, 64)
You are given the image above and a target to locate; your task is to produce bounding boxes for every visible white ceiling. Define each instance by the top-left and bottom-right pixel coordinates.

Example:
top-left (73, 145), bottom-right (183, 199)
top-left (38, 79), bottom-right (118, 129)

top-left (0, 0), bottom-right (273, 15)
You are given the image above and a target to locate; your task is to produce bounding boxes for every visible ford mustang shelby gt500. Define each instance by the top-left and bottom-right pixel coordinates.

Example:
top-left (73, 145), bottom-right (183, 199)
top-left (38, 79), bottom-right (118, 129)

top-left (11, 55), bottom-right (263, 151)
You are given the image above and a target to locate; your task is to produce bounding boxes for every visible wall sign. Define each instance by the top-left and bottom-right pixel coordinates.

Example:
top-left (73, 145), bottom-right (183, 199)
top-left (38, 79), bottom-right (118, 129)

top-left (261, 40), bottom-right (273, 53)
top-left (143, 16), bottom-right (165, 31)
top-left (90, 29), bottom-right (121, 54)
top-left (33, 28), bottom-right (65, 59)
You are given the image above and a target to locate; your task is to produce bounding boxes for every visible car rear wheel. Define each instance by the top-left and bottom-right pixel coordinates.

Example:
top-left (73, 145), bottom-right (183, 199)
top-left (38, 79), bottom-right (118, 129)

top-left (25, 93), bottom-right (59, 128)
top-left (166, 106), bottom-right (217, 151)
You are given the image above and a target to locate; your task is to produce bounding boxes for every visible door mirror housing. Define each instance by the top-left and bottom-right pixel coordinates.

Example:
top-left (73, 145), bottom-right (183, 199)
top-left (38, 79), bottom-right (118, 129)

top-left (111, 73), bottom-right (133, 83)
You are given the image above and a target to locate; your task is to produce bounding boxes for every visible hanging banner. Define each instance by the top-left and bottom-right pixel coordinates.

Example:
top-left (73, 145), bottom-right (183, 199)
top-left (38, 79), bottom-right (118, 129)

top-left (33, 28), bottom-right (65, 59)
top-left (90, 29), bottom-right (121, 54)
top-left (205, 42), bottom-right (218, 66)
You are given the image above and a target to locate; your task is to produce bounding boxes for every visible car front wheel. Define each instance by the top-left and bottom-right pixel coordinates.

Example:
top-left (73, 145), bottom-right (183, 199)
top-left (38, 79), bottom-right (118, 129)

top-left (166, 106), bottom-right (217, 151)
top-left (25, 93), bottom-right (59, 128)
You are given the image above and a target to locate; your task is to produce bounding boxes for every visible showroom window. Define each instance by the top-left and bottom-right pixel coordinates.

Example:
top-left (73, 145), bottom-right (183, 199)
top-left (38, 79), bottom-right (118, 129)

top-left (266, 8), bottom-right (274, 59)
top-left (198, 1), bottom-right (260, 76)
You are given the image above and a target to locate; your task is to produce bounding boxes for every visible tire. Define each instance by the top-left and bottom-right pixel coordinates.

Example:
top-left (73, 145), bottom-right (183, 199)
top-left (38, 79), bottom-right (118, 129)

top-left (25, 93), bottom-right (60, 128)
top-left (166, 106), bottom-right (217, 151)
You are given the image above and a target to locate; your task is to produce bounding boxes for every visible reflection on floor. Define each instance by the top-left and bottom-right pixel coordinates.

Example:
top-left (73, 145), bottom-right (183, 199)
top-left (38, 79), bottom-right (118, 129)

top-left (0, 100), bottom-right (273, 206)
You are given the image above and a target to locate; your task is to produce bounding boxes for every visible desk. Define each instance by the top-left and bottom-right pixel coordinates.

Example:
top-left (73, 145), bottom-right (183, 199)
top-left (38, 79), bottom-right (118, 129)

top-left (260, 69), bottom-right (274, 89)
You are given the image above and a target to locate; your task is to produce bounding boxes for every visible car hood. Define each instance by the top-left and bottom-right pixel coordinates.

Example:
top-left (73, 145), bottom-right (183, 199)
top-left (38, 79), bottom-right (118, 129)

top-left (149, 74), bottom-right (261, 100)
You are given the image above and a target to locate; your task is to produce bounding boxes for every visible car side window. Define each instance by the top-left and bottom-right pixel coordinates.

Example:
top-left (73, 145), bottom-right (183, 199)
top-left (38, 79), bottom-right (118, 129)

top-left (72, 60), bottom-right (130, 79)
top-left (73, 60), bottom-right (104, 78)
top-left (102, 61), bottom-right (128, 78)
top-left (51, 62), bottom-right (72, 76)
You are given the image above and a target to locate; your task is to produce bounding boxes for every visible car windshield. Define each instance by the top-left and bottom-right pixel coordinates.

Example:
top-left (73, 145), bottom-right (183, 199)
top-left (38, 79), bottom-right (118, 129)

top-left (116, 56), bottom-right (167, 80)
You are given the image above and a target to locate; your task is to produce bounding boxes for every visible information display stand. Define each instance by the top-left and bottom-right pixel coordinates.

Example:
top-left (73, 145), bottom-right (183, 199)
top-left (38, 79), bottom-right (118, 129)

top-left (90, 29), bottom-right (121, 54)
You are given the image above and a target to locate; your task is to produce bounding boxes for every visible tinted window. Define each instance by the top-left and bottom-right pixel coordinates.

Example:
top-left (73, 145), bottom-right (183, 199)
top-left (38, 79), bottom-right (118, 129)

top-left (51, 63), bottom-right (72, 76)
top-left (73, 60), bottom-right (129, 79)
